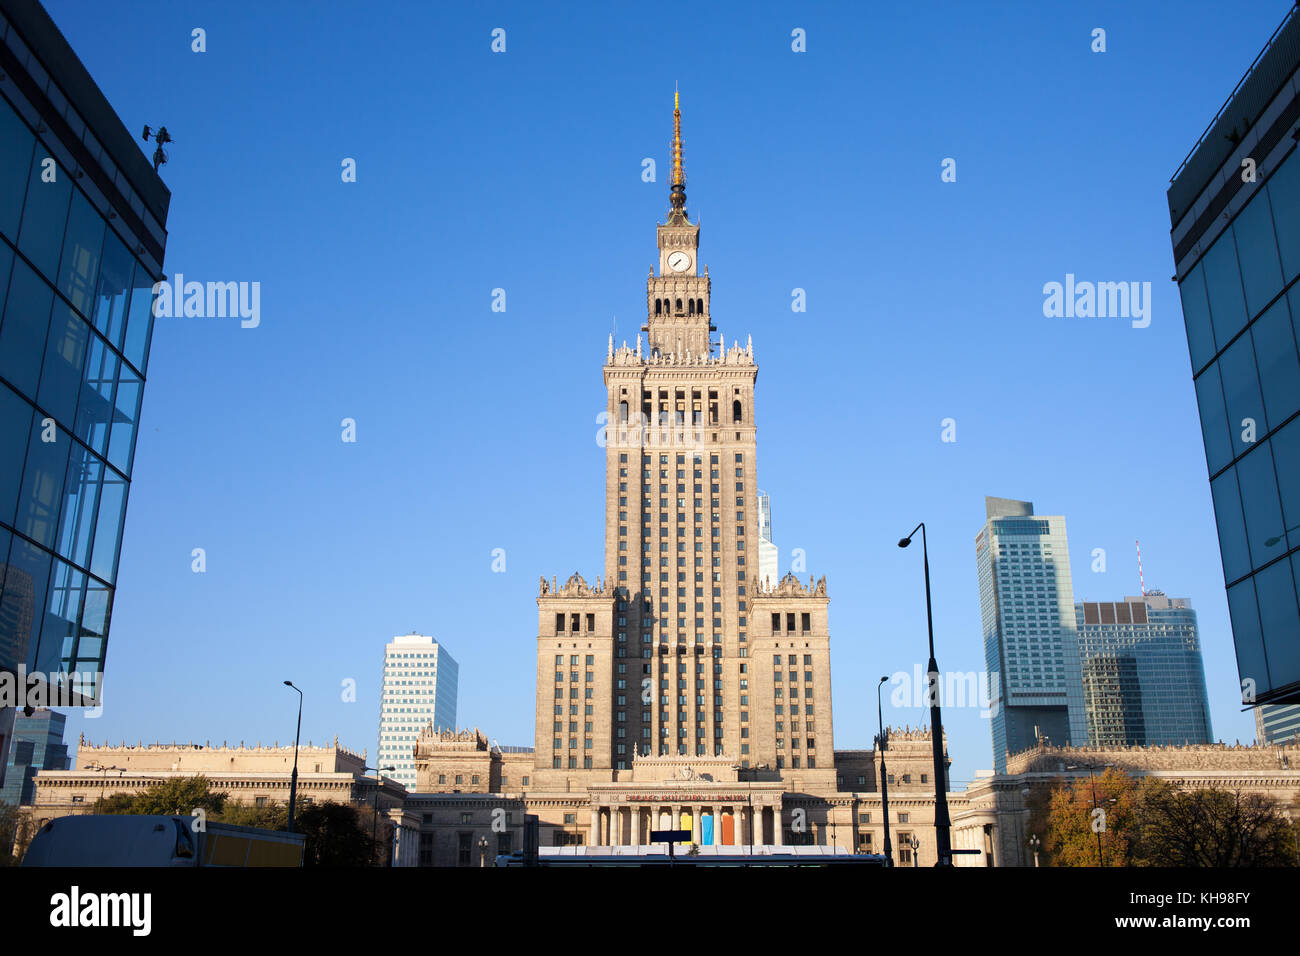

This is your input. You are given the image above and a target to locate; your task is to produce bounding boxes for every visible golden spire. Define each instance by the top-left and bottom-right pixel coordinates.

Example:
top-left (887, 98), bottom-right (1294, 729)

top-left (671, 89), bottom-right (684, 187)
top-left (669, 88), bottom-right (687, 217)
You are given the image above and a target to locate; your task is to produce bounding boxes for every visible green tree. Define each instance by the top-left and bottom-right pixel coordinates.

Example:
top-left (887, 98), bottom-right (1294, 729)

top-left (0, 801), bottom-right (36, 866)
top-left (295, 802), bottom-right (377, 867)
top-left (1135, 784), bottom-right (1298, 867)
top-left (98, 775), bottom-right (228, 816)
top-left (216, 802), bottom-right (289, 832)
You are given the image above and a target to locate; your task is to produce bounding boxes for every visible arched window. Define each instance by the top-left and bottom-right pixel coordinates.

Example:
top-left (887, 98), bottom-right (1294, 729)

top-left (618, 401), bottom-right (628, 423)
top-left (697, 298), bottom-right (704, 314)
top-left (675, 298), bottom-right (682, 313)
top-left (688, 299), bottom-right (695, 315)
top-left (654, 299), bottom-right (661, 315)
top-left (732, 400), bottom-right (742, 423)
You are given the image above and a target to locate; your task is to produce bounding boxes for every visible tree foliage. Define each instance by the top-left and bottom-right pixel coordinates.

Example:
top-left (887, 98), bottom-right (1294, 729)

top-left (87, 776), bottom-right (379, 866)
top-left (1044, 767), bottom-right (1142, 866)
top-left (98, 775), bottom-right (228, 816)
top-left (295, 801), bottom-right (378, 867)
top-left (1041, 767), bottom-right (1299, 867)
top-left (1135, 783), bottom-right (1298, 866)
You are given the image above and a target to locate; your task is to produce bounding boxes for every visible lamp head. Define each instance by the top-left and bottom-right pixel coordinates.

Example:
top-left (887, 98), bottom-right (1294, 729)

top-left (898, 537), bottom-right (912, 548)
top-left (878, 676), bottom-right (888, 685)
top-left (283, 680), bottom-right (292, 686)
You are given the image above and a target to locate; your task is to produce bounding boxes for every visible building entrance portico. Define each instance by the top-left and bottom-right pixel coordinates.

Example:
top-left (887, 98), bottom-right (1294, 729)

top-left (586, 754), bottom-right (785, 848)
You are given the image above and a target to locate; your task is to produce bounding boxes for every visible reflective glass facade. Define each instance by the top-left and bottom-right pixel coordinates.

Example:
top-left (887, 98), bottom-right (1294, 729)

top-left (1254, 701), bottom-right (1300, 745)
top-left (1170, 10), bottom-right (1300, 708)
top-left (0, 705), bottom-right (66, 804)
top-left (1075, 594), bottom-right (1213, 746)
top-left (975, 497), bottom-right (1086, 773)
top-left (0, 2), bottom-right (168, 705)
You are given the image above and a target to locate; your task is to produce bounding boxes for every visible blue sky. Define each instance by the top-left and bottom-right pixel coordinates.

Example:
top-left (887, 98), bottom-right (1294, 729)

top-left (42, 0), bottom-right (1293, 787)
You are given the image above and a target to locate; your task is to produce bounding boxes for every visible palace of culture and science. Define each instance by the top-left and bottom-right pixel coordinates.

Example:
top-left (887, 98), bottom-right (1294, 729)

top-left (400, 95), bottom-right (1006, 866)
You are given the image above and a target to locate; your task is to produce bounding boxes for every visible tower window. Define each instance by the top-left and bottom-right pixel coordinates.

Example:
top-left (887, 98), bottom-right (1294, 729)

top-left (732, 400), bottom-right (742, 423)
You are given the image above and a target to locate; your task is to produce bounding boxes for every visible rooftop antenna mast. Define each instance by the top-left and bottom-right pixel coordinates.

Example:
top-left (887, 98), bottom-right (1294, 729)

top-left (1136, 539), bottom-right (1146, 597)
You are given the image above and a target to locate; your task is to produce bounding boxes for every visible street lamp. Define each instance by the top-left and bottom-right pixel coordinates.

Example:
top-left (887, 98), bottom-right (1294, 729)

top-left (1066, 762), bottom-right (1111, 866)
top-left (364, 764), bottom-right (396, 866)
top-left (478, 835), bottom-right (489, 867)
top-left (1028, 833), bottom-right (1041, 868)
top-left (86, 763), bottom-right (122, 813)
top-left (876, 676), bottom-right (893, 867)
top-left (898, 522), bottom-right (953, 866)
top-left (283, 681), bottom-right (303, 833)
top-left (908, 833), bottom-right (920, 868)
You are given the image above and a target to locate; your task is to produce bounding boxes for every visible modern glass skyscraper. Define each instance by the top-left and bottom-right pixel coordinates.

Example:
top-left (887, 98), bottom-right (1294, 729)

top-left (1168, 4), bottom-right (1300, 710)
top-left (0, 0), bottom-right (169, 722)
top-left (1255, 701), bottom-right (1300, 744)
top-left (975, 497), bottom-right (1086, 773)
top-left (1075, 592), bottom-right (1213, 747)
top-left (0, 705), bottom-right (67, 804)
top-left (377, 634), bottom-right (458, 790)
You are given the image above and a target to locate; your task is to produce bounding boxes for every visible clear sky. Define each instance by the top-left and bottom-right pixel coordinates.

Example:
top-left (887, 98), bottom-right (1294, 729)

top-left (42, 0), bottom-right (1294, 788)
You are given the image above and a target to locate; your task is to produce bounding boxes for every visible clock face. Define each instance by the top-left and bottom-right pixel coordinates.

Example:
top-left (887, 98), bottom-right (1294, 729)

top-left (667, 251), bottom-right (691, 273)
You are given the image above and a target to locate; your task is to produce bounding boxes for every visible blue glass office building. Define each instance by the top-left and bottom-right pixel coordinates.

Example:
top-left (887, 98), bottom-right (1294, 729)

top-left (0, 706), bottom-right (67, 804)
top-left (0, 0), bottom-right (169, 709)
top-left (1169, 5), bottom-right (1300, 710)
top-left (1075, 593), bottom-right (1213, 747)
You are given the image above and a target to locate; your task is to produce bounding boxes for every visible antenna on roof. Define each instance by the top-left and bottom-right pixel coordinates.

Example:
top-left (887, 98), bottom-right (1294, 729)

top-left (1136, 539), bottom-right (1146, 597)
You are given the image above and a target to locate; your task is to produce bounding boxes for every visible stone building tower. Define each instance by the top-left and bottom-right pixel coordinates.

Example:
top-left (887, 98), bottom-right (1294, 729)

top-left (536, 94), bottom-right (835, 792)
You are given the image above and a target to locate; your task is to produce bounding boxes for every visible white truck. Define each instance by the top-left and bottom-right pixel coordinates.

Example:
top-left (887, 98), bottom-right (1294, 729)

top-left (22, 814), bottom-right (306, 867)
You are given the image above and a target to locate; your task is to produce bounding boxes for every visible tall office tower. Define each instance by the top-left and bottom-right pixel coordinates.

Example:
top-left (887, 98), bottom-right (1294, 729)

top-left (1255, 702), bottom-right (1300, 744)
top-left (757, 491), bottom-right (778, 588)
top-left (0, 706), bottom-right (67, 804)
top-left (975, 497), bottom-right (1086, 773)
top-left (1075, 592), bottom-right (1214, 747)
top-left (1167, 5), bottom-right (1300, 713)
top-left (537, 92), bottom-right (835, 780)
top-left (0, 0), bottom-right (170, 783)
top-left (377, 634), bottom-right (458, 790)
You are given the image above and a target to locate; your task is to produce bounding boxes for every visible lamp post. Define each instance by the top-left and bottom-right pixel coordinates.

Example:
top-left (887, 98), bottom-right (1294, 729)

top-left (908, 833), bottom-right (920, 868)
top-left (1028, 833), bottom-right (1041, 868)
top-left (1066, 762), bottom-right (1111, 866)
top-left (283, 681), bottom-right (303, 833)
top-left (876, 676), bottom-right (893, 867)
top-left (86, 763), bottom-right (122, 813)
top-left (898, 522), bottom-right (953, 866)
top-left (478, 835), bottom-right (489, 868)
top-left (364, 764), bottom-right (395, 866)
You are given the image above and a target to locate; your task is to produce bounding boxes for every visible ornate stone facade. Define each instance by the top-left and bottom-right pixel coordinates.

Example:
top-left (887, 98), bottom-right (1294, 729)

top-left (27, 737), bottom-right (407, 838)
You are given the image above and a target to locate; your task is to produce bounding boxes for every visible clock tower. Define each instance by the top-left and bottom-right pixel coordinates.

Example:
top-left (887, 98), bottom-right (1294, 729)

top-left (645, 91), bottom-right (712, 358)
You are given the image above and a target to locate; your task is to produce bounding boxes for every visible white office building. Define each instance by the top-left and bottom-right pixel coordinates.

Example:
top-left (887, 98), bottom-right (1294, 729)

top-left (377, 634), bottom-right (458, 790)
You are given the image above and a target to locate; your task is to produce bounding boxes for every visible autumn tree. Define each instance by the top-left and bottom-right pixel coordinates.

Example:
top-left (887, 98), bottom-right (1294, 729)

top-left (1044, 767), bottom-right (1141, 866)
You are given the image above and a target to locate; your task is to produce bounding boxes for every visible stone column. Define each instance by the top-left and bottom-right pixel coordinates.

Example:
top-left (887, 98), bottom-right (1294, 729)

top-left (590, 808), bottom-right (600, 847)
top-left (773, 805), bottom-right (783, 846)
top-left (692, 806), bottom-right (702, 845)
top-left (632, 807), bottom-right (641, 851)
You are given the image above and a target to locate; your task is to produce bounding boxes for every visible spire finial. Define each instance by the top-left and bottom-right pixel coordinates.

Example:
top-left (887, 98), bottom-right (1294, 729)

top-left (670, 89), bottom-right (686, 216)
